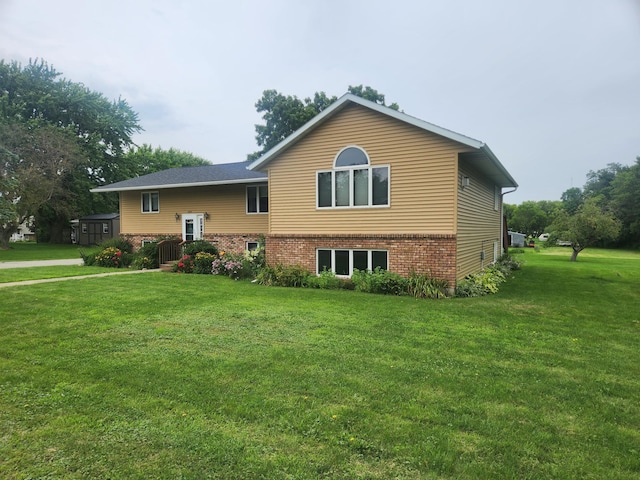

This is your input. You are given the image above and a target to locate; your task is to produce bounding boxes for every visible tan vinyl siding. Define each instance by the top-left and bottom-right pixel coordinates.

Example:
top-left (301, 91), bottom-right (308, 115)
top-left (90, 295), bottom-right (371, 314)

top-left (456, 159), bottom-right (502, 280)
top-left (267, 104), bottom-right (470, 234)
top-left (120, 184), bottom-right (268, 235)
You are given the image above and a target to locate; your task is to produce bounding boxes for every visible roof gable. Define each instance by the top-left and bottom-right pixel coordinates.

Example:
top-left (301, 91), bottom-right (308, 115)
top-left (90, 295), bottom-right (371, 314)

top-left (248, 93), bottom-right (517, 188)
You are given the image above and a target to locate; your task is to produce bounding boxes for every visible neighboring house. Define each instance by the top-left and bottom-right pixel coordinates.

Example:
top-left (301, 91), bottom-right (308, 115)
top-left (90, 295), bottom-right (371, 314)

top-left (10, 218), bottom-right (36, 242)
top-left (75, 213), bottom-right (121, 246)
top-left (92, 93), bottom-right (518, 287)
top-left (508, 231), bottom-right (526, 248)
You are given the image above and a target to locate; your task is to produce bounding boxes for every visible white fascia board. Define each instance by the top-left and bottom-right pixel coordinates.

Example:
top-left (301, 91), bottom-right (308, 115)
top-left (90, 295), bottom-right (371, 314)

top-left (90, 177), bottom-right (267, 193)
top-left (248, 93), bottom-right (486, 171)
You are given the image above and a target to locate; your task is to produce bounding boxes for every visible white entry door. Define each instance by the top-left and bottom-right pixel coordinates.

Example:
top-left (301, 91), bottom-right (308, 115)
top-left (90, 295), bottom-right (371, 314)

top-left (182, 214), bottom-right (204, 241)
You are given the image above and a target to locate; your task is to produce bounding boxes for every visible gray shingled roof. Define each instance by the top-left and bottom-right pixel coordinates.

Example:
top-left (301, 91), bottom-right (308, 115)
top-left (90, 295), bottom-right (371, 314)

top-left (91, 161), bottom-right (267, 192)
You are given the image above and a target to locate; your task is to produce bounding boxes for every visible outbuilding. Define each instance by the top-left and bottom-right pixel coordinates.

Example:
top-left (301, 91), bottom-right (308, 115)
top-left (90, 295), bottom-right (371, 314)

top-left (508, 230), bottom-right (526, 248)
top-left (75, 213), bottom-right (120, 246)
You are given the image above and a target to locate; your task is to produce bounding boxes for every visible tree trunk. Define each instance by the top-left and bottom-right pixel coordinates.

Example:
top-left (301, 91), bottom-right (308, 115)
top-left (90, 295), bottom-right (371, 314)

top-left (570, 246), bottom-right (582, 262)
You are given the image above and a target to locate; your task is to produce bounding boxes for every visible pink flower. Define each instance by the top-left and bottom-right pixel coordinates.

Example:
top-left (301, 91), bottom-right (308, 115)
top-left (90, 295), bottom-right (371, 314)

top-left (178, 262), bottom-right (185, 268)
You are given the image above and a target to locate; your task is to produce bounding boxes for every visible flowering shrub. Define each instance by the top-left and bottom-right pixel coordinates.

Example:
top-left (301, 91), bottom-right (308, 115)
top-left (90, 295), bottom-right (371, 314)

top-left (94, 247), bottom-right (125, 268)
top-left (194, 252), bottom-right (216, 274)
top-left (172, 254), bottom-right (195, 273)
top-left (243, 246), bottom-right (266, 276)
top-left (212, 252), bottom-right (245, 279)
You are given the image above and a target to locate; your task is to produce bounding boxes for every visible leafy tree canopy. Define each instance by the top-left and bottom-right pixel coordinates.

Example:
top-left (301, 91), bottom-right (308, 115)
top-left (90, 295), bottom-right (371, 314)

top-left (0, 58), bottom-right (143, 243)
top-left (548, 197), bottom-right (621, 261)
top-left (248, 85), bottom-right (399, 160)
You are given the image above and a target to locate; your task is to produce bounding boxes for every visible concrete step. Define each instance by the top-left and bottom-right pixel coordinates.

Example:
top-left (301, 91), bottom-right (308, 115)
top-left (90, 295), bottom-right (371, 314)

top-left (159, 263), bottom-right (174, 272)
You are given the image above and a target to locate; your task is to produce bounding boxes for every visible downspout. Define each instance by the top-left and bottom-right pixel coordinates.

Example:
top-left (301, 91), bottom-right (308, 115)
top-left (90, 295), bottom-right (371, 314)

top-left (501, 187), bottom-right (518, 254)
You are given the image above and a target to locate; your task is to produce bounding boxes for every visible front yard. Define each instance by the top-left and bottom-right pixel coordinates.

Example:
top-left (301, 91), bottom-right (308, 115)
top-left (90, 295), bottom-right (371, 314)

top-left (0, 248), bottom-right (638, 478)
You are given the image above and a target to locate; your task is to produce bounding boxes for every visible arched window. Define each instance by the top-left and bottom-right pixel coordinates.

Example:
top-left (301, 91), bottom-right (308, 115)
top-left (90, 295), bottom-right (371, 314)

top-left (317, 146), bottom-right (389, 208)
top-left (334, 146), bottom-right (369, 168)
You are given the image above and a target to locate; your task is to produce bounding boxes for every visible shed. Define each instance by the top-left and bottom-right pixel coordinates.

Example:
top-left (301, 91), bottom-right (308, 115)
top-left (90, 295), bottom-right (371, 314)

top-left (508, 230), bottom-right (526, 248)
top-left (76, 213), bottom-right (120, 245)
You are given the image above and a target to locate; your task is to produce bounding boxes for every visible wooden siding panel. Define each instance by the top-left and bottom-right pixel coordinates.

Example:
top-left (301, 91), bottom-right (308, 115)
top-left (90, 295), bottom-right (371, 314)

top-left (119, 184), bottom-right (268, 236)
top-left (267, 104), bottom-right (467, 234)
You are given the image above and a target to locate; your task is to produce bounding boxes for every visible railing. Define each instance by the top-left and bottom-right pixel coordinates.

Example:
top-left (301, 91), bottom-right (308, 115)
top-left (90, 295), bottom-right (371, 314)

top-left (157, 239), bottom-right (183, 265)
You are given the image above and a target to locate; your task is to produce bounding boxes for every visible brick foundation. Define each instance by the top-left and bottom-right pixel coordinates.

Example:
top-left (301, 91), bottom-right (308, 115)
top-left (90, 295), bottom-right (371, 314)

top-left (122, 233), bottom-right (263, 255)
top-left (265, 233), bottom-right (457, 286)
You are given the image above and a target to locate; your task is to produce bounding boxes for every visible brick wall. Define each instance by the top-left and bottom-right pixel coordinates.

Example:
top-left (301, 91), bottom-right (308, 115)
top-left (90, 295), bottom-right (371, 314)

top-left (122, 233), bottom-right (262, 255)
top-left (265, 234), bottom-right (457, 286)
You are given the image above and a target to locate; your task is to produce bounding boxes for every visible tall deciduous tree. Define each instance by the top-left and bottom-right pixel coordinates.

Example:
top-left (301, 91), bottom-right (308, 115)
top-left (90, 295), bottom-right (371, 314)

top-left (610, 157), bottom-right (640, 246)
top-left (0, 58), bottom-right (141, 242)
top-left (248, 85), bottom-right (398, 160)
top-left (548, 197), bottom-right (621, 261)
top-left (0, 121), bottom-right (83, 248)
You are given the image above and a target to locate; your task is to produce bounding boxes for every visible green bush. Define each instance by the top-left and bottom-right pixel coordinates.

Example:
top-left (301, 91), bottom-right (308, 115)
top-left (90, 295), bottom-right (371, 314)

top-left (306, 269), bottom-right (348, 290)
top-left (97, 237), bottom-right (133, 254)
top-left (172, 254), bottom-right (195, 273)
top-left (406, 271), bottom-right (449, 299)
top-left (183, 240), bottom-right (218, 257)
top-left (94, 247), bottom-right (132, 268)
top-left (80, 251), bottom-right (97, 266)
top-left (351, 268), bottom-right (407, 295)
top-left (131, 241), bottom-right (160, 269)
top-left (193, 252), bottom-right (216, 274)
top-left (256, 264), bottom-right (311, 287)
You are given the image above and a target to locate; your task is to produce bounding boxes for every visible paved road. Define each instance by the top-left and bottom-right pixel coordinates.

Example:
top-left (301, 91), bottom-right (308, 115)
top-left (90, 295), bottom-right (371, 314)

top-left (0, 258), bottom-right (84, 269)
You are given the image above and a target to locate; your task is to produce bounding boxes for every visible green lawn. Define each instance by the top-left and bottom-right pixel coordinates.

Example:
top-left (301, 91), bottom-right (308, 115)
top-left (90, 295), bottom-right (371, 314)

top-left (0, 265), bottom-right (119, 284)
top-left (0, 248), bottom-right (638, 479)
top-left (0, 242), bottom-right (99, 261)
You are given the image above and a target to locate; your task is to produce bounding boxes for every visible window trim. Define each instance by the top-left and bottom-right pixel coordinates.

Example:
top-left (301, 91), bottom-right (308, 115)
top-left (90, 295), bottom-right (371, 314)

top-left (333, 145), bottom-right (370, 168)
top-left (245, 241), bottom-right (261, 251)
top-left (316, 165), bottom-right (390, 209)
top-left (316, 248), bottom-right (389, 277)
top-left (102, 223), bottom-right (109, 234)
top-left (141, 191), bottom-right (160, 213)
top-left (246, 184), bottom-right (269, 214)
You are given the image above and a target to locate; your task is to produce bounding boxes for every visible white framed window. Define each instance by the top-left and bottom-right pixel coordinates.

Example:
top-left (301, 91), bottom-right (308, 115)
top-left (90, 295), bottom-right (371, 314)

top-left (102, 223), bottom-right (109, 234)
top-left (316, 248), bottom-right (388, 276)
top-left (247, 184), bottom-right (268, 213)
top-left (317, 146), bottom-right (389, 209)
top-left (142, 192), bottom-right (159, 213)
top-left (494, 186), bottom-right (500, 211)
top-left (246, 241), bottom-right (260, 251)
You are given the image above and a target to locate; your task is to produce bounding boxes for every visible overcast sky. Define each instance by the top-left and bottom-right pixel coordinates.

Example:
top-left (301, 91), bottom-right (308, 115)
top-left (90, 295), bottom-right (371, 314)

top-left (1, 0), bottom-right (639, 204)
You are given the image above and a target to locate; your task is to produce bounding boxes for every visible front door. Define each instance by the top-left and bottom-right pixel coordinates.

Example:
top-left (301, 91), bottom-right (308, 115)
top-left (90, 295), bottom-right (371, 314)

top-left (182, 214), bottom-right (204, 241)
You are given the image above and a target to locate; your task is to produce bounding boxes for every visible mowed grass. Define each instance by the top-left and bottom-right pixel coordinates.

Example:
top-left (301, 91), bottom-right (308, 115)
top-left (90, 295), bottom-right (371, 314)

top-left (0, 242), bottom-right (99, 261)
top-left (0, 248), bottom-right (638, 479)
top-left (0, 265), bottom-right (118, 284)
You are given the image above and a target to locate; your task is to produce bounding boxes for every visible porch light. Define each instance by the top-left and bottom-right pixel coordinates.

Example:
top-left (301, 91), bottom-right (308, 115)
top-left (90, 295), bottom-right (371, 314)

top-left (175, 213), bottom-right (180, 221)
top-left (205, 212), bottom-right (210, 220)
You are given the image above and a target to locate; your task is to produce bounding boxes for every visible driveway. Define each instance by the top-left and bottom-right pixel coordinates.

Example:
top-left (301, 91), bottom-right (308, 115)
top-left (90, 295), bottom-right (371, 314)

top-left (0, 258), bottom-right (84, 269)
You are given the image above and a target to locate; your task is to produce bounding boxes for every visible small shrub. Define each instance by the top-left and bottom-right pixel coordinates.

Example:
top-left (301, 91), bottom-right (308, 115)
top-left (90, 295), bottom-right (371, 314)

top-left (212, 252), bottom-right (248, 279)
top-left (183, 240), bottom-right (218, 257)
top-left (256, 264), bottom-right (311, 287)
top-left (80, 250), bottom-right (97, 266)
top-left (243, 246), bottom-right (266, 277)
top-left (94, 247), bottom-right (127, 268)
top-left (407, 271), bottom-right (449, 299)
top-left (173, 254), bottom-right (195, 273)
top-left (193, 252), bottom-right (216, 274)
top-left (132, 241), bottom-right (160, 269)
top-left (351, 268), bottom-right (407, 295)
top-left (455, 265), bottom-right (506, 297)
top-left (306, 269), bottom-right (346, 290)
top-left (98, 237), bottom-right (133, 254)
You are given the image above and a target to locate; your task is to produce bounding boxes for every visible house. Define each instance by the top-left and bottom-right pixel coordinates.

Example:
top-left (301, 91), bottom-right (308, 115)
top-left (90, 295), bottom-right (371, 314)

top-left (92, 93), bottom-right (518, 287)
top-left (90, 162), bottom-right (268, 253)
top-left (9, 218), bottom-right (35, 242)
top-left (75, 213), bottom-right (121, 246)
